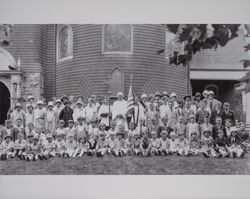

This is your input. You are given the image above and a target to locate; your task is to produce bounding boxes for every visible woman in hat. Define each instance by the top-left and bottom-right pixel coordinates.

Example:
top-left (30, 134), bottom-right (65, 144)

top-left (34, 100), bottom-right (46, 129)
top-left (45, 101), bottom-right (57, 137)
top-left (25, 104), bottom-right (35, 128)
top-left (112, 92), bottom-right (127, 121)
top-left (98, 96), bottom-right (111, 129)
top-left (73, 99), bottom-right (86, 124)
top-left (53, 99), bottom-right (64, 121)
top-left (59, 100), bottom-right (74, 128)
top-left (10, 103), bottom-right (25, 128)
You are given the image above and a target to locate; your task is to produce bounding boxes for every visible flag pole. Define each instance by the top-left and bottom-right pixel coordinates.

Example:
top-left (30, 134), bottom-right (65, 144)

top-left (130, 75), bottom-right (136, 126)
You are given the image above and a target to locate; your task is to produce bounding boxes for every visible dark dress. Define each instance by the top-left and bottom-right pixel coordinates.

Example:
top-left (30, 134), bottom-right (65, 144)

top-left (59, 106), bottom-right (73, 127)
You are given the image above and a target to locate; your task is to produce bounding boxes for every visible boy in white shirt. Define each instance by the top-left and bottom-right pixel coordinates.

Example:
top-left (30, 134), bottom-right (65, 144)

top-left (158, 130), bottom-right (170, 156)
top-left (64, 134), bottom-right (77, 158)
top-left (149, 131), bottom-right (159, 156)
top-left (42, 134), bottom-right (56, 159)
top-left (169, 131), bottom-right (178, 154)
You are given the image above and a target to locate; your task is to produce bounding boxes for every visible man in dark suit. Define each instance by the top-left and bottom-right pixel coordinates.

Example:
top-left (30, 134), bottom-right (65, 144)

top-left (212, 116), bottom-right (227, 139)
top-left (59, 100), bottom-right (73, 127)
top-left (221, 102), bottom-right (235, 126)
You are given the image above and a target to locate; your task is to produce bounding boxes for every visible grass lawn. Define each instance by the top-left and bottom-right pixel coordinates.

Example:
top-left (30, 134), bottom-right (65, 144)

top-left (1, 153), bottom-right (250, 175)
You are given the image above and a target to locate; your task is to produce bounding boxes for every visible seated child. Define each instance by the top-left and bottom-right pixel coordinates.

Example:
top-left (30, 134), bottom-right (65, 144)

top-left (125, 132), bottom-right (134, 156)
top-left (169, 131), bottom-right (178, 154)
top-left (214, 130), bottom-right (230, 157)
top-left (133, 132), bottom-right (141, 156)
top-left (0, 135), bottom-right (15, 160)
top-left (200, 130), bottom-right (219, 158)
top-left (87, 134), bottom-right (99, 156)
top-left (227, 127), bottom-right (245, 158)
top-left (149, 131), bottom-right (159, 156)
top-left (98, 123), bottom-right (108, 139)
top-left (55, 134), bottom-right (66, 157)
top-left (176, 132), bottom-right (190, 156)
top-left (107, 131), bottom-right (116, 155)
top-left (189, 132), bottom-right (201, 156)
top-left (42, 134), bottom-right (56, 159)
top-left (14, 133), bottom-right (27, 159)
top-left (73, 137), bottom-right (89, 157)
top-left (56, 120), bottom-right (66, 140)
top-left (238, 122), bottom-right (249, 152)
top-left (29, 135), bottom-right (43, 161)
top-left (140, 133), bottom-right (150, 157)
top-left (0, 120), bottom-right (13, 141)
top-left (114, 131), bottom-right (126, 156)
top-left (22, 133), bottom-right (34, 161)
top-left (64, 134), bottom-right (77, 158)
top-left (158, 130), bottom-right (170, 155)
top-left (96, 131), bottom-right (108, 157)
top-left (12, 118), bottom-right (25, 141)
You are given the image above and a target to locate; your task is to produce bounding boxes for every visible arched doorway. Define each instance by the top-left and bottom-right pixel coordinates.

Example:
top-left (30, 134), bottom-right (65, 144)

top-left (0, 81), bottom-right (10, 124)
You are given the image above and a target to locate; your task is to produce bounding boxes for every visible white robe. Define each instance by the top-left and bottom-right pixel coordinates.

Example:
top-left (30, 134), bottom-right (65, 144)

top-left (112, 99), bottom-right (127, 120)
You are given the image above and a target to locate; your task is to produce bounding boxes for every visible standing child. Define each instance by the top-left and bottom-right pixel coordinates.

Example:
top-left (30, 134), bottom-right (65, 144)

top-left (107, 120), bottom-right (117, 138)
top-left (56, 120), bottom-right (66, 140)
top-left (75, 116), bottom-right (87, 140)
top-left (45, 102), bottom-right (57, 137)
top-left (64, 134), bottom-right (77, 158)
top-left (42, 134), bottom-right (56, 159)
top-left (0, 135), bottom-right (14, 160)
top-left (88, 120), bottom-right (99, 141)
top-left (169, 131), bottom-right (178, 154)
top-left (25, 123), bottom-right (36, 137)
top-left (158, 130), bottom-right (170, 156)
top-left (12, 118), bottom-right (25, 141)
top-left (66, 120), bottom-right (77, 140)
top-left (128, 122), bottom-right (138, 137)
top-left (173, 116), bottom-right (186, 137)
top-left (225, 119), bottom-right (232, 138)
top-left (14, 133), bottom-right (27, 159)
top-left (200, 115), bottom-right (213, 138)
top-left (149, 131), bottom-right (159, 156)
top-left (176, 132), bottom-right (190, 156)
top-left (55, 134), bottom-right (66, 157)
top-left (186, 114), bottom-right (200, 140)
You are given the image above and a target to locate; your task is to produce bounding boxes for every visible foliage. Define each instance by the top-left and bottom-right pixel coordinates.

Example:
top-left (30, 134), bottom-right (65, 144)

top-left (159, 24), bottom-right (244, 66)
top-left (0, 24), bottom-right (13, 46)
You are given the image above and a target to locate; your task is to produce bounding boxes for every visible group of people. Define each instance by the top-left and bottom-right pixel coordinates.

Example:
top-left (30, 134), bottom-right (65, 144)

top-left (0, 89), bottom-right (249, 161)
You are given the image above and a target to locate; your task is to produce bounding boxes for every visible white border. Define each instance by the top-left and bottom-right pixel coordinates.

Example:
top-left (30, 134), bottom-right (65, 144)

top-left (1, 0), bottom-right (250, 199)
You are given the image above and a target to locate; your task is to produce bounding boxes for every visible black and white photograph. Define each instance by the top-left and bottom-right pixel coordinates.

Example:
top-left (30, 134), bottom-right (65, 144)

top-left (0, 23), bottom-right (250, 175)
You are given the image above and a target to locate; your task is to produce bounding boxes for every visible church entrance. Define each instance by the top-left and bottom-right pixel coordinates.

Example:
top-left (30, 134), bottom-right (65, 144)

top-left (0, 81), bottom-right (10, 124)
